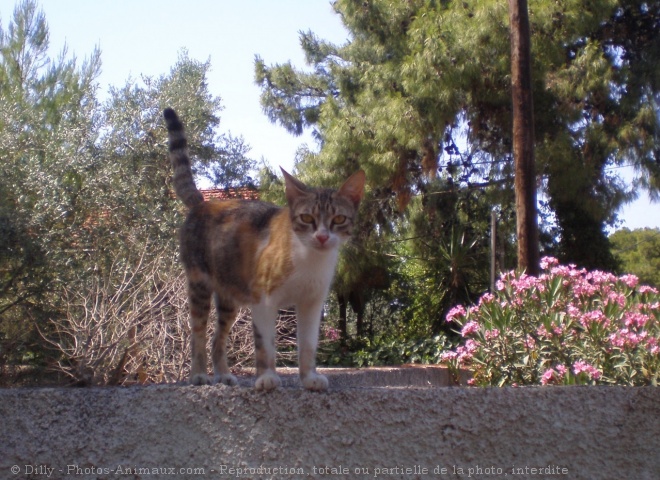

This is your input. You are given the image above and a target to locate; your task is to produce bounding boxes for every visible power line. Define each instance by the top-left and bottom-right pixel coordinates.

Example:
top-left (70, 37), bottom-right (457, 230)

top-left (611, 228), bottom-right (660, 253)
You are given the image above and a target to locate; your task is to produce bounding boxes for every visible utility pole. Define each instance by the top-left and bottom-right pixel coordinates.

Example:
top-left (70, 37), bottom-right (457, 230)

top-left (490, 210), bottom-right (497, 292)
top-left (509, 0), bottom-right (540, 276)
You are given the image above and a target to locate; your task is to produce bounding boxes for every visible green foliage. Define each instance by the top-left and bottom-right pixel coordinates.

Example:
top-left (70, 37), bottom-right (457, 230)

top-left (322, 334), bottom-right (452, 368)
top-left (0, 0), bottom-right (102, 364)
top-left (610, 228), bottom-right (660, 287)
top-left (443, 258), bottom-right (660, 386)
top-left (256, 0), bottom-right (660, 275)
top-left (252, 0), bottom-right (660, 356)
top-left (401, 178), bottom-right (506, 334)
top-left (3, 0), bottom-right (658, 382)
top-left (93, 51), bottom-right (226, 262)
top-left (0, 1), bottom-right (256, 380)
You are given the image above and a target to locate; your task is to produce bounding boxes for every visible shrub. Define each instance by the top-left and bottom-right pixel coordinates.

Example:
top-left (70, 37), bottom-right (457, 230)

top-left (322, 334), bottom-right (452, 368)
top-left (442, 257), bottom-right (660, 386)
top-left (43, 253), bottom-right (299, 385)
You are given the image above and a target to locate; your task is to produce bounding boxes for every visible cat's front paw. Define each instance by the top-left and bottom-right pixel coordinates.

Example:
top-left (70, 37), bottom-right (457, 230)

top-left (302, 373), bottom-right (329, 392)
top-left (254, 371), bottom-right (281, 392)
top-left (213, 373), bottom-right (239, 387)
top-left (190, 373), bottom-right (211, 386)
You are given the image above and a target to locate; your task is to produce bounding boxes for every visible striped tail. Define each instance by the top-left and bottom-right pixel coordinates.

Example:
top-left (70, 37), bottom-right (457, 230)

top-left (163, 108), bottom-right (204, 209)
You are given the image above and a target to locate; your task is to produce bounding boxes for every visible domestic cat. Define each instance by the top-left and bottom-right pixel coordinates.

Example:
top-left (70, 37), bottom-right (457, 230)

top-left (164, 108), bottom-right (365, 391)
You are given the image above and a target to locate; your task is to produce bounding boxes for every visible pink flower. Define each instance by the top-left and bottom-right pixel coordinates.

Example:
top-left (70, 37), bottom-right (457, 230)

top-left (639, 285), bottom-right (659, 295)
top-left (573, 281), bottom-right (597, 297)
top-left (605, 291), bottom-right (627, 307)
top-left (484, 328), bottom-right (500, 340)
top-left (608, 331), bottom-right (626, 348)
top-left (446, 305), bottom-right (466, 323)
top-left (524, 335), bottom-right (536, 349)
top-left (450, 339), bottom-right (481, 364)
top-left (580, 310), bottom-right (607, 329)
top-left (537, 324), bottom-right (550, 339)
top-left (587, 270), bottom-right (617, 286)
top-left (464, 339), bottom-right (480, 353)
top-left (610, 328), bottom-right (649, 348)
top-left (479, 293), bottom-right (495, 305)
top-left (512, 274), bottom-right (537, 294)
top-left (573, 361), bottom-right (601, 380)
top-left (460, 321), bottom-right (480, 337)
top-left (620, 274), bottom-right (639, 288)
top-left (646, 337), bottom-right (658, 353)
top-left (551, 265), bottom-right (572, 277)
top-left (324, 327), bottom-right (340, 341)
top-left (624, 331), bottom-right (646, 346)
top-left (552, 323), bottom-right (564, 336)
top-left (440, 351), bottom-right (458, 362)
top-left (567, 304), bottom-right (581, 318)
top-left (540, 256), bottom-right (559, 270)
top-left (541, 369), bottom-right (556, 385)
top-left (623, 312), bottom-right (649, 329)
top-left (542, 364), bottom-right (569, 385)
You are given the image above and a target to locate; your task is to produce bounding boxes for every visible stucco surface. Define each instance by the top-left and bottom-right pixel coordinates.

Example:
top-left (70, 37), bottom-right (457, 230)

top-left (1, 380), bottom-right (658, 480)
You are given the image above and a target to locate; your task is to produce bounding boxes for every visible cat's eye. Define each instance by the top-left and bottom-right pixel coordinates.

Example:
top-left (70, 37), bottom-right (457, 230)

top-left (300, 213), bottom-right (315, 224)
top-left (332, 215), bottom-right (347, 225)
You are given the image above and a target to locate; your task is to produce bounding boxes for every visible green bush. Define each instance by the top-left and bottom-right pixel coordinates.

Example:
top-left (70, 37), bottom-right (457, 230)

top-left (321, 334), bottom-right (452, 368)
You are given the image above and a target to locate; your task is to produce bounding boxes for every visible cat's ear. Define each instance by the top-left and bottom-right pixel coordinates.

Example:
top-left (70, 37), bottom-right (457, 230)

top-left (338, 170), bottom-right (366, 208)
top-left (281, 168), bottom-right (308, 205)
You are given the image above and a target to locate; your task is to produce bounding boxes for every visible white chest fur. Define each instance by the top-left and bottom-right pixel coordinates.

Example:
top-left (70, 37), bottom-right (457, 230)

top-left (270, 236), bottom-right (339, 308)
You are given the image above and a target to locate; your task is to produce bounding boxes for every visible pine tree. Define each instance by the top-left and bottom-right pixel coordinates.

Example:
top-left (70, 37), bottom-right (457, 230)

top-left (253, 0), bottom-right (659, 342)
top-left (256, 0), bottom-right (659, 272)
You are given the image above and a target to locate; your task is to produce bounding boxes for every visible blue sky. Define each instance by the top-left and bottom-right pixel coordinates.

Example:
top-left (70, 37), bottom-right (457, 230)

top-left (1, 0), bottom-right (657, 230)
top-left (24, 0), bottom-right (349, 174)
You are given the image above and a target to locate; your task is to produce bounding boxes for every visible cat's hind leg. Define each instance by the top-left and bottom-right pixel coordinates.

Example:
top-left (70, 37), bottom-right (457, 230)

top-left (250, 304), bottom-right (281, 391)
top-left (211, 296), bottom-right (239, 386)
top-left (187, 274), bottom-right (212, 385)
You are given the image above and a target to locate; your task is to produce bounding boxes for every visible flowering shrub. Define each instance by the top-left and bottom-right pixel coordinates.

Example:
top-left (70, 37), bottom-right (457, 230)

top-left (442, 257), bottom-right (660, 386)
top-left (323, 326), bottom-right (341, 342)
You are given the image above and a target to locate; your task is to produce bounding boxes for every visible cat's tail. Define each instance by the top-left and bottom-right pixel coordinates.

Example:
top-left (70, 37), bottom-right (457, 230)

top-left (163, 108), bottom-right (204, 209)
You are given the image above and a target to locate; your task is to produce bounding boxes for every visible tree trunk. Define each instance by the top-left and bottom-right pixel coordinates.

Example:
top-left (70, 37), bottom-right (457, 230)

top-left (349, 290), bottom-right (365, 337)
top-left (509, 0), bottom-right (540, 276)
top-left (337, 293), bottom-right (348, 345)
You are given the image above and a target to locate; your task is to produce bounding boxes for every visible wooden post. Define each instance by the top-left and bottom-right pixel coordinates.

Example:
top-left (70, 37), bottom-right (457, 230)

top-left (490, 209), bottom-right (497, 292)
top-left (509, 0), bottom-right (540, 276)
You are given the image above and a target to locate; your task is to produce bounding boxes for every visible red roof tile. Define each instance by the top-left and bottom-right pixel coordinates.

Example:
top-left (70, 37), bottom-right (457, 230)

top-left (200, 187), bottom-right (259, 201)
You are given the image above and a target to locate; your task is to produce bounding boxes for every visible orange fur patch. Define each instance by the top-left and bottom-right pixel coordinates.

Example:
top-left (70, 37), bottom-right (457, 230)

top-left (254, 210), bottom-right (294, 297)
top-left (204, 198), bottom-right (242, 213)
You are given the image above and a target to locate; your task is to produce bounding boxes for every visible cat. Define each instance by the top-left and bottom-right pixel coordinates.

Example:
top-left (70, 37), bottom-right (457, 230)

top-left (163, 108), bottom-right (365, 391)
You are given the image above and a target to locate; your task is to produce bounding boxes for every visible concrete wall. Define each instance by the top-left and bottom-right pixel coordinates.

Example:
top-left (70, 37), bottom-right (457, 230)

top-left (1, 384), bottom-right (658, 480)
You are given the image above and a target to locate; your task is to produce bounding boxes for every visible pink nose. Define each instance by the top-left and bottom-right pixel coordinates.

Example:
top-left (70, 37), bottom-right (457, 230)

top-left (316, 233), bottom-right (329, 245)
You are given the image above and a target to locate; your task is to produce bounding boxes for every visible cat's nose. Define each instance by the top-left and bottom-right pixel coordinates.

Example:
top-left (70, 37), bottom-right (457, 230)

top-left (315, 233), bottom-right (330, 245)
